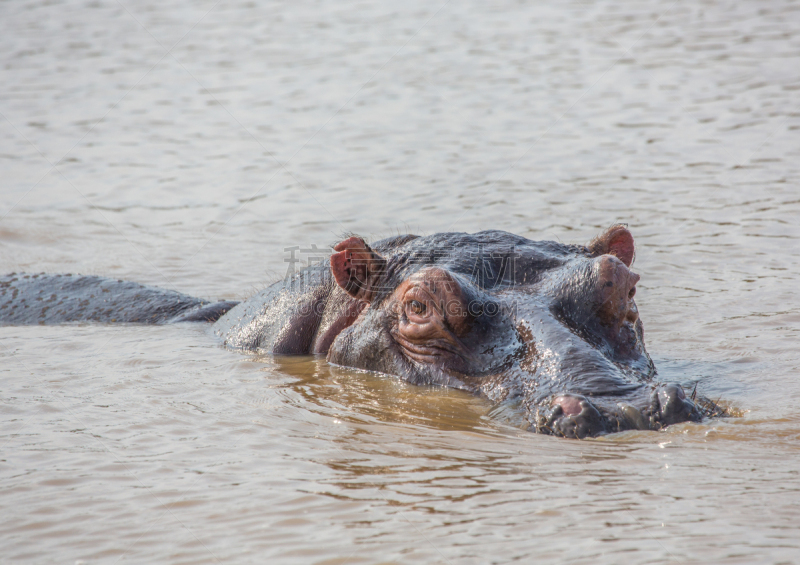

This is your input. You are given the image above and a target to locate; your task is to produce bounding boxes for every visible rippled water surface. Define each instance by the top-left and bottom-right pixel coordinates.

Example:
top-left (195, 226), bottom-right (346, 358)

top-left (2, 0), bottom-right (800, 563)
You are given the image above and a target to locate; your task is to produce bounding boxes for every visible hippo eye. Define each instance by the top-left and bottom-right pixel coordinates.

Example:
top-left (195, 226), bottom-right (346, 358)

top-left (409, 300), bottom-right (426, 315)
top-left (628, 287), bottom-right (636, 299)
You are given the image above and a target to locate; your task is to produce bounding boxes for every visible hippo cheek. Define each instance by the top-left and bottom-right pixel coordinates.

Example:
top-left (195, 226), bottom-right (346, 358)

top-left (326, 309), bottom-right (423, 381)
top-left (326, 323), bottom-right (357, 367)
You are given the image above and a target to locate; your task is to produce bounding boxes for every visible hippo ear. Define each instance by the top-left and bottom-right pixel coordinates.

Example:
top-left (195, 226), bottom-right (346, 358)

top-left (587, 224), bottom-right (635, 267)
top-left (330, 237), bottom-right (387, 302)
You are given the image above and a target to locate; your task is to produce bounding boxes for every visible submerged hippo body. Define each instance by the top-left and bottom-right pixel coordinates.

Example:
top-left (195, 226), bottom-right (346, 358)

top-left (1, 226), bottom-right (713, 437)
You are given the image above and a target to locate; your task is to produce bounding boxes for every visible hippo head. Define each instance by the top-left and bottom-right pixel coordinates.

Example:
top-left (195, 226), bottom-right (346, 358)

top-left (325, 226), bottom-right (704, 437)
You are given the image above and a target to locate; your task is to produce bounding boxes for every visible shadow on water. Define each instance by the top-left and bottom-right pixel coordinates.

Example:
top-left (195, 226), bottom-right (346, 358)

top-left (257, 354), bottom-right (500, 434)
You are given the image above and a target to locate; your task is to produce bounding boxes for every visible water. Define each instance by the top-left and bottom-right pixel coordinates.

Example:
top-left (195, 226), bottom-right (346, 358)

top-left (2, 0), bottom-right (800, 562)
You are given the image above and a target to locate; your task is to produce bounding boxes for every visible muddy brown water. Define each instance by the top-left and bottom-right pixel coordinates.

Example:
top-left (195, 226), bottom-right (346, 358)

top-left (2, 0), bottom-right (800, 563)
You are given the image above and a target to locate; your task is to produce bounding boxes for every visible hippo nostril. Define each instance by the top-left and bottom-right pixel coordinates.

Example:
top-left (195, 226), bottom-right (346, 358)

top-left (552, 395), bottom-right (583, 417)
top-left (628, 287), bottom-right (636, 299)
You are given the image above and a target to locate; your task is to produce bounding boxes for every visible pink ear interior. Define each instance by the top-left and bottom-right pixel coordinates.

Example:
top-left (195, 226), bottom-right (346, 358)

top-left (330, 237), bottom-right (385, 301)
top-left (330, 237), bottom-right (362, 291)
top-left (607, 228), bottom-right (635, 267)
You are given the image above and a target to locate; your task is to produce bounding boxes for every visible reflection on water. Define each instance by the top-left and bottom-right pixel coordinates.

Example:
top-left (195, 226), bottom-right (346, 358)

top-left (268, 355), bottom-right (499, 433)
top-left (2, 0), bottom-right (800, 563)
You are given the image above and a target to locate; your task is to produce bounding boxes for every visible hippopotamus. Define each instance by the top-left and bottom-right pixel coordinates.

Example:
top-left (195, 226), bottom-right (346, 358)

top-left (0, 225), bottom-right (718, 438)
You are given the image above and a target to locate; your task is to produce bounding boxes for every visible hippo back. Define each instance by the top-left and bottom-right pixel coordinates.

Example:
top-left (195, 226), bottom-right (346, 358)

top-left (0, 273), bottom-right (237, 325)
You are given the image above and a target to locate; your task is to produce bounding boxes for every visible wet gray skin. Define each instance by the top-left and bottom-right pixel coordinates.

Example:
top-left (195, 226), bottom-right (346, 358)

top-left (0, 226), bottom-right (712, 438)
top-left (214, 225), bottom-right (712, 438)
